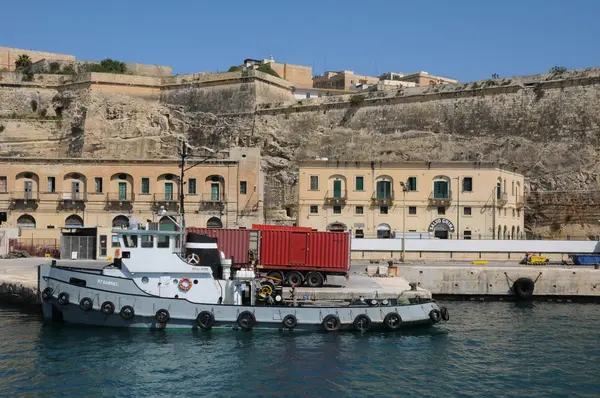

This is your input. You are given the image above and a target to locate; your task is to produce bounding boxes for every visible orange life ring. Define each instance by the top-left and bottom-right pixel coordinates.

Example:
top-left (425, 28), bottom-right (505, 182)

top-left (179, 277), bottom-right (193, 291)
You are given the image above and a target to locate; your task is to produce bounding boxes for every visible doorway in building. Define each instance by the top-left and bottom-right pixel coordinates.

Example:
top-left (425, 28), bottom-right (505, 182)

top-left (207, 217), bottom-right (223, 228)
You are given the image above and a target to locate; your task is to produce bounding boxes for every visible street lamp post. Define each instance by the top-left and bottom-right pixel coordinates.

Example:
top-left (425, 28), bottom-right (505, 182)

top-left (399, 181), bottom-right (408, 262)
top-left (454, 176), bottom-right (460, 239)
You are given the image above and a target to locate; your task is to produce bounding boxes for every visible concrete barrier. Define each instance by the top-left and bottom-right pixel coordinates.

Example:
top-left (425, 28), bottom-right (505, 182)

top-left (398, 265), bottom-right (600, 300)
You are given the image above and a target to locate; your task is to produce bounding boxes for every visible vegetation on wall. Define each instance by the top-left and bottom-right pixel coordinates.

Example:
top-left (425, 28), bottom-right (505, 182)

top-left (349, 94), bottom-right (365, 106)
top-left (82, 58), bottom-right (128, 74)
top-left (228, 66), bottom-right (242, 72)
top-left (257, 63), bottom-right (280, 78)
top-left (14, 54), bottom-right (34, 81)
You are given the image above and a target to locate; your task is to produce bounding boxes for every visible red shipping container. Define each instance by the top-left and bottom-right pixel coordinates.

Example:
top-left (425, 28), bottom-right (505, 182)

top-left (258, 230), bottom-right (350, 273)
top-left (186, 228), bottom-right (251, 266)
top-left (251, 224), bottom-right (313, 232)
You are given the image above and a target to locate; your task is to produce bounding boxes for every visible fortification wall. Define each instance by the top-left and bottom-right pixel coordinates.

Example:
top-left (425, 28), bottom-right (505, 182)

top-left (0, 46), bottom-right (75, 72)
top-left (1, 67), bottom-right (600, 230)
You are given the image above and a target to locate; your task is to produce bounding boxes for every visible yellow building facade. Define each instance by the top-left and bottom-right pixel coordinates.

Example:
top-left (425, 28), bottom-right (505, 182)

top-left (297, 161), bottom-right (525, 240)
top-left (0, 147), bottom-right (263, 258)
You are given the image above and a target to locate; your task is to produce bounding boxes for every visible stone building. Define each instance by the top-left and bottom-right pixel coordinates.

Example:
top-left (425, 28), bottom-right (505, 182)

top-left (312, 70), bottom-right (380, 91)
top-left (297, 160), bottom-right (524, 240)
top-left (243, 57), bottom-right (313, 87)
top-left (397, 71), bottom-right (458, 86)
top-left (0, 147), bottom-right (263, 256)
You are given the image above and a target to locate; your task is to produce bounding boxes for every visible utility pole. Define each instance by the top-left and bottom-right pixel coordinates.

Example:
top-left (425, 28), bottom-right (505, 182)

top-left (178, 140), bottom-right (188, 248)
top-left (455, 176), bottom-right (460, 239)
top-left (400, 181), bottom-right (407, 262)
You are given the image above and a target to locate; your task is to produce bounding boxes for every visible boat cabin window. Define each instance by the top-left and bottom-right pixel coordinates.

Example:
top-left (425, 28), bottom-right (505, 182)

top-left (157, 235), bottom-right (170, 249)
top-left (123, 235), bottom-right (138, 248)
top-left (141, 235), bottom-right (154, 248)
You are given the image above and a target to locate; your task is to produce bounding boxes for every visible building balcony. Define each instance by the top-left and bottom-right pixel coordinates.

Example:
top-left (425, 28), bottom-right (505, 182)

top-left (152, 193), bottom-right (180, 211)
top-left (325, 190), bottom-right (347, 205)
top-left (105, 192), bottom-right (135, 210)
top-left (497, 192), bottom-right (508, 206)
top-left (199, 193), bottom-right (226, 212)
top-left (516, 195), bottom-right (524, 209)
top-left (9, 191), bottom-right (39, 209)
top-left (428, 191), bottom-right (452, 205)
top-left (371, 192), bottom-right (394, 206)
top-left (57, 191), bottom-right (88, 211)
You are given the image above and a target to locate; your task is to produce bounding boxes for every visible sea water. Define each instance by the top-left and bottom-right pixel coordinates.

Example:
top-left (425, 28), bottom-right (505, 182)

top-left (0, 301), bottom-right (599, 397)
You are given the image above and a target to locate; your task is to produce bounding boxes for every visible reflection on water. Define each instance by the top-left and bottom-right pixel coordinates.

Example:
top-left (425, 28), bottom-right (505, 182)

top-left (0, 302), bottom-right (599, 397)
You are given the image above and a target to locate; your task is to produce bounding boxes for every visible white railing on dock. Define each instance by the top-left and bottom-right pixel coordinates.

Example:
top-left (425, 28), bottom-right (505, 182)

top-left (351, 239), bottom-right (600, 253)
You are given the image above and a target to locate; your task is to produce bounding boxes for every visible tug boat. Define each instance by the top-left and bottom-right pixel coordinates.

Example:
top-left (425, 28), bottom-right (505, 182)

top-left (38, 217), bottom-right (449, 332)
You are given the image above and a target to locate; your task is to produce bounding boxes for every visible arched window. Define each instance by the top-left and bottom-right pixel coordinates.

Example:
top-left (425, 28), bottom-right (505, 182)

top-left (205, 176), bottom-right (225, 202)
top-left (65, 214), bottom-right (83, 228)
top-left (511, 226), bottom-right (515, 240)
top-left (207, 217), bottom-right (223, 229)
top-left (112, 215), bottom-right (130, 229)
top-left (377, 223), bottom-right (391, 239)
top-left (496, 177), bottom-right (502, 200)
top-left (374, 176), bottom-right (394, 200)
top-left (432, 176), bottom-right (450, 199)
top-left (17, 214), bottom-right (36, 229)
top-left (503, 225), bottom-right (507, 240)
top-left (328, 175), bottom-right (347, 199)
top-left (517, 226), bottom-right (521, 240)
top-left (497, 225), bottom-right (501, 240)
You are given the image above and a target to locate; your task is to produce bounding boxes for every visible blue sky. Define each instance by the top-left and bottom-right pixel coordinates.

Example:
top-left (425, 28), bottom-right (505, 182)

top-left (2, 0), bottom-right (599, 82)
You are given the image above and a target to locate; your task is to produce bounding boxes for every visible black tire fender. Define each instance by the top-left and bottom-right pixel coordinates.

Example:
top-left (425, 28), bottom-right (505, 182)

top-left (41, 287), bottom-right (53, 301)
top-left (79, 297), bottom-right (93, 312)
top-left (120, 305), bottom-right (135, 320)
top-left (322, 314), bottom-right (341, 332)
top-left (353, 314), bottom-right (372, 332)
top-left (155, 309), bottom-right (170, 323)
top-left (429, 309), bottom-right (442, 323)
top-left (383, 312), bottom-right (402, 330)
top-left (440, 306), bottom-right (450, 321)
top-left (196, 311), bottom-right (215, 330)
top-left (237, 311), bottom-right (256, 331)
top-left (513, 277), bottom-right (535, 299)
top-left (57, 292), bottom-right (69, 306)
top-left (101, 301), bottom-right (115, 315)
top-left (282, 314), bottom-right (298, 329)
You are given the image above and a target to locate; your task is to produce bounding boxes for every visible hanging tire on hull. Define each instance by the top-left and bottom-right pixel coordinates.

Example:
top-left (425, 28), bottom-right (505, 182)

top-left (79, 297), bottom-right (93, 312)
top-left (322, 314), bottom-right (341, 332)
top-left (383, 312), bottom-right (402, 330)
top-left (282, 314), bottom-right (298, 330)
top-left (120, 305), bottom-right (135, 320)
top-left (57, 292), bottom-right (69, 306)
top-left (41, 287), bottom-right (53, 301)
top-left (237, 311), bottom-right (256, 331)
top-left (196, 311), bottom-right (215, 330)
top-left (101, 301), bottom-right (115, 315)
top-left (513, 277), bottom-right (535, 299)
top-left (440, 306), bottom-right (450, 321)
top-left (429, 309), bottom-right (442, 323)
top-left (353, 314), bottom-right (372, 332)
top-left (155, 309), bottom-right (170, 324)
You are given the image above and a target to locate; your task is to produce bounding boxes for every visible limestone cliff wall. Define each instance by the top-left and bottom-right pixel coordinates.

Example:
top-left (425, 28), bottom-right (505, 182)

top-left (1, 67), bottom-right (600, 232)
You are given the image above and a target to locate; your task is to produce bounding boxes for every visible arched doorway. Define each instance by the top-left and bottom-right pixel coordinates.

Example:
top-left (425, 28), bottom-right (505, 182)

top-left (503, 225), bottom-right (507, 240)
top-left (517, 226), bottom-right (521, 240)
top-left (207, 217), bottom-right (223, 229)
top-left (17, 214), bottom-right (36, 229)
top-left (65, 214), bottom-right (83, 228)
top-left (112, 215), bottom-right (130, 229)
top-left (327, 222), bottom-right (347, 232)
top-left (160, 216), bottom-right (179, 231)
top-left (511, 226), bottom-right (515, 240)
top-left (497, 225), bottom-right (502, 240)
top-left (377, 223), bottom-right (391, 239)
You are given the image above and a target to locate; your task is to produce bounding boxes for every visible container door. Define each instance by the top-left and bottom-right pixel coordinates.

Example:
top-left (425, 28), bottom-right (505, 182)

top-left (165, 182), bottom-right (173, 201)
top-left (333, 180), bottom-right (342, 198)
top-left (289, 232), bottom-right (308, 265)
top-left (118, 182), bottom-right (127, 200)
